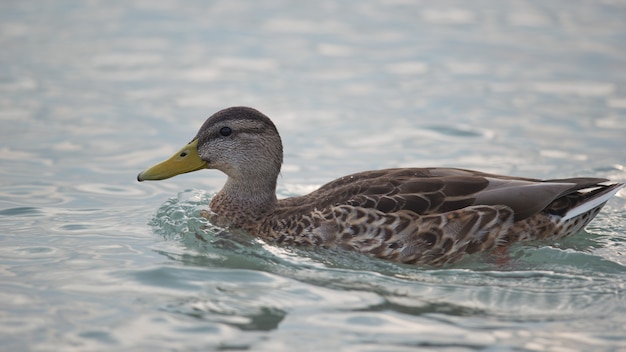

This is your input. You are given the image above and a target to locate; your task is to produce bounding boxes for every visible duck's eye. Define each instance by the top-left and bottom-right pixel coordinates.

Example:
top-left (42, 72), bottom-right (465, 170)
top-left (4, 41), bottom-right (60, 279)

top-left (179, 151), bottom-right (188, 157)
top-left (219, 126), bottom-right (232, 137)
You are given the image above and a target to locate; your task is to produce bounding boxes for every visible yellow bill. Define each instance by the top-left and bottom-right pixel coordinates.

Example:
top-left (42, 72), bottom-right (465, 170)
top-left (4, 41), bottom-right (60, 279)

top-left (137, 139), bottom-right (206, 181)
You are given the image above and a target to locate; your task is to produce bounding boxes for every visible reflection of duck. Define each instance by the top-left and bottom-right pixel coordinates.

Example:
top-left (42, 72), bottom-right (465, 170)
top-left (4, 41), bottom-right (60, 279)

top-left (138, 107), bottom-right (624, 266)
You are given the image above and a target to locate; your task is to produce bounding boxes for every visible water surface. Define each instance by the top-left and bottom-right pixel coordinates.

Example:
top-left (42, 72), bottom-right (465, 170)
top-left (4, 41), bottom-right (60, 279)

top-left (2, 1), bottom-right (626, 350)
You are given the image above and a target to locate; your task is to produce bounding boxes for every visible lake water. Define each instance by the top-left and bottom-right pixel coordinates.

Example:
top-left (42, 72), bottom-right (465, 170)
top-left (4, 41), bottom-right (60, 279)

top-left (2, 0), bottom-right (626, 350)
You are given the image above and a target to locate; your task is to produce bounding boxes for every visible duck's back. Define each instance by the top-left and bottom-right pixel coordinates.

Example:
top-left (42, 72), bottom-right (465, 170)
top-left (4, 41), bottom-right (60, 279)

top-left (275, 167), bottom-right (609, 220)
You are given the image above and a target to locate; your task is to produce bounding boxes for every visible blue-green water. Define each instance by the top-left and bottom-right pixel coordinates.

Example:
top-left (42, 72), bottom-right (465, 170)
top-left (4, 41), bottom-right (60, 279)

top-left (2, 1), bottom-right (626, 350)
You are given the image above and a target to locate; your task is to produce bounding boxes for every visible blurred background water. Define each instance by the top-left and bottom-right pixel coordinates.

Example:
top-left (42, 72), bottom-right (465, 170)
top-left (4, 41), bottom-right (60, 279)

top-left (2, 0), bottom-right (626, 350)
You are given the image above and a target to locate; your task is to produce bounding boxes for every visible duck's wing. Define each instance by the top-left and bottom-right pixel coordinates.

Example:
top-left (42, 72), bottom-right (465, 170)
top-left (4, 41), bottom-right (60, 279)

top-left (279, 168), bottom-right (612, 221)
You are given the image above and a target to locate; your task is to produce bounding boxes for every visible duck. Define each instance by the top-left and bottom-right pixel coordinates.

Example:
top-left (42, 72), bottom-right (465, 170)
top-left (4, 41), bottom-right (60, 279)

top-left (138, 106), bottom-right (625, 266)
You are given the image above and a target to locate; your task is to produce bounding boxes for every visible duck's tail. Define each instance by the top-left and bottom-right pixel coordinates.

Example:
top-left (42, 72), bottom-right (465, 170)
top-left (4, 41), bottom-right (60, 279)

top-left (543, 182), bottom-right (624, 240)
top-left (558, 182), bottom-right (624, 223)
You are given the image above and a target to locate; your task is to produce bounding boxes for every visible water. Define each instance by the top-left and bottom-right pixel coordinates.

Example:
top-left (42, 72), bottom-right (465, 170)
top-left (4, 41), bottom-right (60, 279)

top-left (2, 0), bottom-right (626, 350)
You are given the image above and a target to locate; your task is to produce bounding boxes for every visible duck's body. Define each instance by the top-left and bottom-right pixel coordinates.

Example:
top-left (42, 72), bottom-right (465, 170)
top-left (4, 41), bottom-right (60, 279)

top-left (138, 107), bottom-right (624, 266)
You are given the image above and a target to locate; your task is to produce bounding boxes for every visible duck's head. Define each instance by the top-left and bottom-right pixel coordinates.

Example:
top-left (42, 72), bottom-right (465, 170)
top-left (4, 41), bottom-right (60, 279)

top-left (137, 106), bottom-right (283, 185)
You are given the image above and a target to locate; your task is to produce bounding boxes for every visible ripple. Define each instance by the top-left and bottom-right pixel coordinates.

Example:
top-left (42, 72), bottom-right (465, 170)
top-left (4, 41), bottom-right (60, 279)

top-left (0, 245), bottom-right (61, 261)
top-left (91, 52), bottom-right (163, 68)
top-left (130, 266), bottom-right (206, 292)
top-left (540, 149), bottom-right (588, 161)
top-left (148, 191), bottom-right (290, 274)
top-left (149, 189), bottom-right (214, 242)
top-left (75, 183), bottom-right (146, 197)
top-left (529, 81), bottom-right (615, 96)
top-left (421, 125), bottom-right (493, 139)
top-left (60, 224), bottom-right (92, 231)
top-left (0, 207), bottom-right (43, 216)
top-left (383, 61), bottom-right (429, 75)
top-left (607, 98), bottom-right (626, 109)
top-left (0, 184), bottom-right (70, 205)
top-left (421, 8), bottom-right (476, 24)
top-left (16, 246), bottom-right (56, 255)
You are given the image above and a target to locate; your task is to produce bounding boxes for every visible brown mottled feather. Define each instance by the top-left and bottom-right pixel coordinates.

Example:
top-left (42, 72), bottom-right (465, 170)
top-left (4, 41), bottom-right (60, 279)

top-left (138, 107), bottom-right (625, 266)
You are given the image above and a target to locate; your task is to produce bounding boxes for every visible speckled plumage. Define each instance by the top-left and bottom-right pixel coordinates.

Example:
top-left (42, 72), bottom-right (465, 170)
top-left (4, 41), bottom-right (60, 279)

top-left (138, 106), bottom-right (625, 266)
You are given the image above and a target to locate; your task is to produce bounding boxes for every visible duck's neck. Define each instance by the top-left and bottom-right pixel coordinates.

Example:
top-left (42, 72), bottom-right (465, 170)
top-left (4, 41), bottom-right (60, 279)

top-left (209, 175), bottom-right (278, 229)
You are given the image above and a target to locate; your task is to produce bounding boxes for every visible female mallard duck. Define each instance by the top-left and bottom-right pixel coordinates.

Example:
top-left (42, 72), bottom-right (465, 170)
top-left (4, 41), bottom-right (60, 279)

top-left (138, 106), bottom-right (624, 266)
